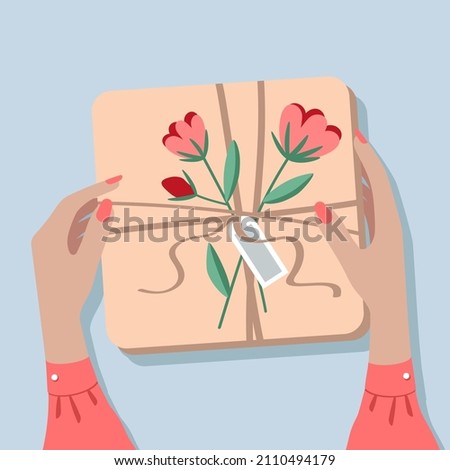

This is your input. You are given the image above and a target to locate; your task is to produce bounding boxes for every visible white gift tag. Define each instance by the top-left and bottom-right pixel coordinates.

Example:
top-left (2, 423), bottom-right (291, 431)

top-left (230, 216), bottom-right (288, 288)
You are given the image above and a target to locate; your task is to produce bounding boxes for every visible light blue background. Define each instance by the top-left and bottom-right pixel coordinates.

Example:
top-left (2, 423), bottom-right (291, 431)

top-left (1, 0), bottom-right (449, 449)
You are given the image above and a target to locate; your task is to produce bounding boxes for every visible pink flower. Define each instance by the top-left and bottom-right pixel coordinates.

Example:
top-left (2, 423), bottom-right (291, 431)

top-left (278, 103), bottom-right (342, 159)
top-left (162, 112), bottom-right (207, 159)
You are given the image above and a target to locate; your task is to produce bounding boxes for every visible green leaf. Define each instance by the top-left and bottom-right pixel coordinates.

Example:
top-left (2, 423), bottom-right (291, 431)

top-left (263, 174), bottom-right (314, 204)
top-left (189, 139), bottom-right (205, 157)
top-left (203, 130), bottom-right (209, 156)
top-left (287, 146), bottom-right (323, 163)
top-left (177, 151), bottom-right (204, 161)
top-left (182, 170), bottom-right (197, 194)
top-left (206, 243), bottom-right (230, 297)
top-left (223, 140), bottom-right (240, 202)
top-left (296, 157), bottom-right (320, 163)
top-left (271, 132), bottom-right (286, 157)
top-left (284, 122), bottom-right (291, 154)
top-left (168, 195), bottom-right (196, 201)
top-left (290, 135), bottom-right (309, 156)
top-left (298, 146), bottom-right (323, 158)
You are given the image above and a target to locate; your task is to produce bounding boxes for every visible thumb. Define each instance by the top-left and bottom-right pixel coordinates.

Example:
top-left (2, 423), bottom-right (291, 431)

top-left (314, 201), bottom-right (358, 268)
top-left (78, 199), bottom-right (114, 267)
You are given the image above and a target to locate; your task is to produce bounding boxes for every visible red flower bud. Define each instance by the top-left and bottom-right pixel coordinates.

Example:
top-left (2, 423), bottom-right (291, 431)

top-left (161, 176), bottom-right (195, 198)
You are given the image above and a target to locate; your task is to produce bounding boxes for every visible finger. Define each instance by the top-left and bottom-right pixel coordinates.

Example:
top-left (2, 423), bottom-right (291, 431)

top-left (74, 198), bottom-right (99, 222)
top-left (354, 133), bottom-right (399, 225)
top-left (354, 130), bottom-right (383, 175)
top-left (50, 175), bottom-right (122, 233)
top-left (360, 158), bottom-right (371, 190)
top-left (67, 198), bottom-right (99, 255)
top-left (354, 132), bottom-right (404, 245)
top-left (78, 199), bottom-right (113, 267)
top-left (358, 149), bottom-right (375, 243)
top-left (362, 183), bottom-right (375, 243)
top-left (314, 202), bottom-right (358, 267)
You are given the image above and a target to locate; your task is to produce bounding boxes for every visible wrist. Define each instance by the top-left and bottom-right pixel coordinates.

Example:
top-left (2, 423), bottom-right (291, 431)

top-left (368, 299), bottom-right (411, 365)
top-left (40, 315), bottom-right (88, 363)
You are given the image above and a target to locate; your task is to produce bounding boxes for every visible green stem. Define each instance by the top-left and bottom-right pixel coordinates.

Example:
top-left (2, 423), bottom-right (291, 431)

top-left (201, 149), bottom-right (270, 325)
top-left (197, 194), bottom-right (227, 205)
top-left (218, 256), bottom-right (243, 329)
top-left (258, 282), bottom-right (268, 312)
top-left (257, 158), bottom-right (289, 212)
top-left (203, 158), bottom-right (233, 211)
top-left (247, 158), bottom-right (290, 315)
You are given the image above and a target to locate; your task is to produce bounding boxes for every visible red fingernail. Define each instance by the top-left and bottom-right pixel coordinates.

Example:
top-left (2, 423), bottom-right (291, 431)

top-left (106, 175), bottom-right (122, 184)
top-left (314, 202), bottom-right (333, 224)
top-left (96, 199), bottom-right (112, 222)
top-left (355, 129), bottom-right (368, 144)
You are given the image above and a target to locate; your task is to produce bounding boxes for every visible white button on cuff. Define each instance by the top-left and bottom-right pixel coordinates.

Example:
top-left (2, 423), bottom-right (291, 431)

top-left (402, 372), bottom-right (411, 380)
top-left (50, 373), bottom-right (59, 382)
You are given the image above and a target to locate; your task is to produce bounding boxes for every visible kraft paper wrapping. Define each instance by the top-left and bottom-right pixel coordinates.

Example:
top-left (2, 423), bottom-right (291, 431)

top-left (93, 77), bottom-right (368, 354)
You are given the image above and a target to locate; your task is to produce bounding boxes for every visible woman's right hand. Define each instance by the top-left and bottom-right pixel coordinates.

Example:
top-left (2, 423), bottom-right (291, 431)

top-left (315, 131), bottom-right (410, 365)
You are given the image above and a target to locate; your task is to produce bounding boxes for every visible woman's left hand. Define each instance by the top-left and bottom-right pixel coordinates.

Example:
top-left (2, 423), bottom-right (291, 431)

top-left (32, 176), bottom-right (121, 362)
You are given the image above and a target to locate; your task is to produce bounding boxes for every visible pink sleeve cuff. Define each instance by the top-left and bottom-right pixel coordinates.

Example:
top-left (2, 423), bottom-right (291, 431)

top-left (46, 358), bottom-right (97, 396)
top-left (347, 358), bottom-right (439, 449)
top-left (365, 359), bottom-right (415, 396)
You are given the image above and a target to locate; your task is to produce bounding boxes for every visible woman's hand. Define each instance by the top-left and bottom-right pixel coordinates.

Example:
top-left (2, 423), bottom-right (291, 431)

top-left (315, 132), bottom-right (410, 364)
top-left (32, 176), bottom-right (121, 363)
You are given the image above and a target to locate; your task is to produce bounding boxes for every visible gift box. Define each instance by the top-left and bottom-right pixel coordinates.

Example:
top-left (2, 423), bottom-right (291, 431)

top-left (93, 77), bottom-right (367, 354)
